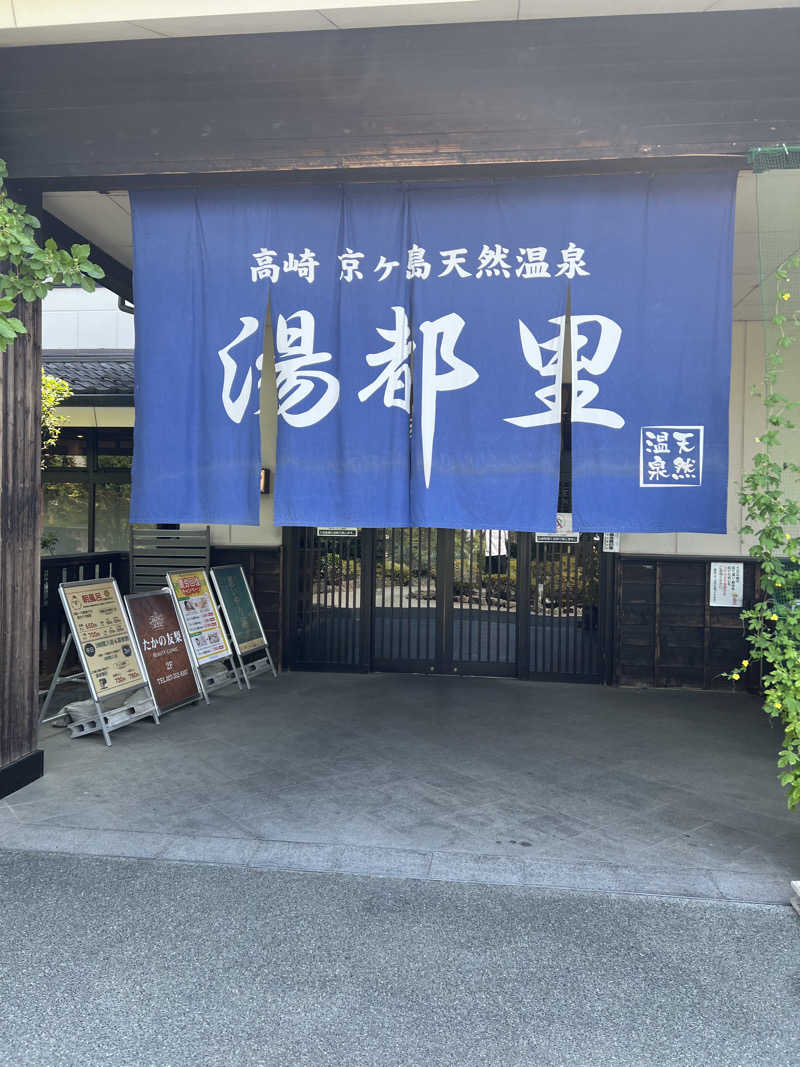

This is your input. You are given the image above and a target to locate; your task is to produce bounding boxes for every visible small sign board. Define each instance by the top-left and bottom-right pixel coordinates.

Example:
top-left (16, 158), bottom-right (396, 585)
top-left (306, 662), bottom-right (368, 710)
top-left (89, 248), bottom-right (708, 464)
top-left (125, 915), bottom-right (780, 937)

top-left (535, 513), bottom-right (579, 544)
top-left (535, 532), bottom-right (580, 544)
top-left (167, 570), bottom-right (232, 665)
top-left (603, 533), bottom-right (621, 552)
top-left (316, 527), bottom-right (358, 538)
top-left (709, 562), bottom-right (744, 608)
top-left (210, 565), bottom-right (266, 656)
top-left (60, 578), bottom-right (145, 701)
top-left (125, 591), bottom-right (202, 712)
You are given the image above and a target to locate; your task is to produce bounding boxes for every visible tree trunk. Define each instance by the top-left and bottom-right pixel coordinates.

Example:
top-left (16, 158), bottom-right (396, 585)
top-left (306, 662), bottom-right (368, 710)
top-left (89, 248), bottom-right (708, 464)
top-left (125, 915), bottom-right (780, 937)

top-left (0, 292), bottom-right (43, 796)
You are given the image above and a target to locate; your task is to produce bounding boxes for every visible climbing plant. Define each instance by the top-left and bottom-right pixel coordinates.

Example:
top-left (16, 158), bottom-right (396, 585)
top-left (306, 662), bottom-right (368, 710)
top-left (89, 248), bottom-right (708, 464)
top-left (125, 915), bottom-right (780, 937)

top-left (0, 157), bottom-right (104, 353)
top-left (728, 254), bottom-right (800, 808)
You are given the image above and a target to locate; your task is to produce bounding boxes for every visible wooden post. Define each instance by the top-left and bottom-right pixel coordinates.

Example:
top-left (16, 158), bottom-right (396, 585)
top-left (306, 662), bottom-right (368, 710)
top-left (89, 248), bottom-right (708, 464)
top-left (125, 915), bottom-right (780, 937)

top-left (0, 292), bottom-right (44, 797)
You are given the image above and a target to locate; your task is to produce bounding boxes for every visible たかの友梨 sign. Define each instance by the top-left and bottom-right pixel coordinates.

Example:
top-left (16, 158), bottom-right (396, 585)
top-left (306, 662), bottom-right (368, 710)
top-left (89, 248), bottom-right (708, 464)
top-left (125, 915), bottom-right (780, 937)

top-left (210, 565), bottom-right (266, 656)
top-left (125, 591), bottom-right (201, 712)
top-left (60, 578), bottom-right (145, 700)
top-left (167, 570), bottom-right (231, 665)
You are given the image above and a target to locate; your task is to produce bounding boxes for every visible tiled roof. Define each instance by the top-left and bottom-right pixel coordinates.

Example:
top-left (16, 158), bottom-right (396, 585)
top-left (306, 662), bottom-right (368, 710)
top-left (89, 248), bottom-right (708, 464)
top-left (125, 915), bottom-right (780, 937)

top-left (43, 350), bottom-right (134, 399)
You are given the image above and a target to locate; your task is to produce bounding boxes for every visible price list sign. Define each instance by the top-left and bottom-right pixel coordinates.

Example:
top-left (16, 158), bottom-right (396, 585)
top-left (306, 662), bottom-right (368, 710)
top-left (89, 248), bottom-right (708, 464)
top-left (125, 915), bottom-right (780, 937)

top-left (61, 578), bottom-right (145, 700)
top-left (167, 570), bottom-right (232, 666)
top-left (126, 591), bottom-right (201, 712)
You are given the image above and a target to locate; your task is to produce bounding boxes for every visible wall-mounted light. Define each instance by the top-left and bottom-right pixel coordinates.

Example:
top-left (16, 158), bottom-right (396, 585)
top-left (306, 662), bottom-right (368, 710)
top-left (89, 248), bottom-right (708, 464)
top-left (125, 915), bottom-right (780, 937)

top-left (260, 468), bottom-right (270, 495)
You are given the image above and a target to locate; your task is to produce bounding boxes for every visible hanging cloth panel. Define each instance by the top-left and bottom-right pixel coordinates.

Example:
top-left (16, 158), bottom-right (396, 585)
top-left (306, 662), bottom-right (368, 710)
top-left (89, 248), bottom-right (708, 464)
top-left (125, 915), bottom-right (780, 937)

top-left (406, 182), bottom-right (568, 530)
top-left (130, 189), bottom-right (267, 525)
top-left (269, 185), bottom-right (411, 527)
top-left (130, 174), bottom-right (736, 533)
top-left (569, 171), bottom-right (737, 533)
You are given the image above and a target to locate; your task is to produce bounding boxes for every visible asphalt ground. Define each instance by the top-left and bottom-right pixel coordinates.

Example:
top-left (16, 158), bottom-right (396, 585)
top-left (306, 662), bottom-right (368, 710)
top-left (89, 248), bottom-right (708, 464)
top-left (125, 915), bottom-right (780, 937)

top-left (0, 848), bottom-right (797, 1067)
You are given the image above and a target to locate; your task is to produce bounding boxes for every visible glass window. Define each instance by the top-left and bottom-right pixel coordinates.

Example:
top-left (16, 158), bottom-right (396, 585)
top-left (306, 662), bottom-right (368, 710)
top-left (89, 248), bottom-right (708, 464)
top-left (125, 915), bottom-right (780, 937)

top-left (96, 429), bottom-right (133, 471)
top-left (42, 482), bottom-right (89, 554)
top-left (47, 430), bottom-right (88, 470)
top-left (94, 482), bottom-right (132, 552)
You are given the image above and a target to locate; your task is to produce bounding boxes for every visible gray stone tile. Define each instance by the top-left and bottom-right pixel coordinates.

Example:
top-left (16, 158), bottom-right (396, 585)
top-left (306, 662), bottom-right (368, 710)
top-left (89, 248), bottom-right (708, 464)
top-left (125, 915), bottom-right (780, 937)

top-left (330, 844), bottom-right (432, 879)
top-left (164, 804), bottom-right (256, 840)
top-left (249, 839), bottom-right (336, 872)
top-left (0, 824), bottom-right (168, 860)
top-left (429, 850), bottom-right (526, 886)
top-left (34, 801), bottom-right (178, 835)
top-left (524, 811), bottom-right (591, 840)
top-left (516, 858), bottom-right (723, 900)
top-left (158, 834), bottom-right (260, 866)
top-left (709, 869), bottom-right (793, 904)
top-left (588, 805), bottom-right (709, 847)
top-left (723, 835), bottom-right (800, 875)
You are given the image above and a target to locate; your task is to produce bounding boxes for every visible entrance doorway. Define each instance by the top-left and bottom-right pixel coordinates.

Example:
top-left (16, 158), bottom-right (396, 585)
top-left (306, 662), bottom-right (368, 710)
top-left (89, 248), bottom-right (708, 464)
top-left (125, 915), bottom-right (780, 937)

top-left (284, 528), bottom-right (614, 682)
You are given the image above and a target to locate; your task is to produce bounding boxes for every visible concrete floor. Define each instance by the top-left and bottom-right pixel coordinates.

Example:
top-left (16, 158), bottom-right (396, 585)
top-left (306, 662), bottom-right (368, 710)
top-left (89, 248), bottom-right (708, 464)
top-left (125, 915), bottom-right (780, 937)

top-left (1, 850), bottom-right (797, 1067)
top-left (2, 672), bottom-right (798, 903)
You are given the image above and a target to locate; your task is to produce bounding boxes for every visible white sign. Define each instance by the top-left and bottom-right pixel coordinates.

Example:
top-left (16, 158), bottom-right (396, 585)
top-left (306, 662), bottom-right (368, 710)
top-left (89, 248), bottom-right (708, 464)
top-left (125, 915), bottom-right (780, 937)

top-left (535, 533), bottom-right (580, 544)
top-left (535, 513), bottom-right (579, 544)
top-left (316, 527), bottom-right (358, 538)
top-left (709, 562), bottom-right (743, 608)
top-left (603, 533), bottom-right (621, 552)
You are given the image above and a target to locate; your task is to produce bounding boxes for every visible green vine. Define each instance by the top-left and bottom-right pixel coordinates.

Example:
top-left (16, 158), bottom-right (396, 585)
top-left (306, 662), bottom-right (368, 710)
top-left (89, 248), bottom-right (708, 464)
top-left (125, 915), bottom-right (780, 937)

top-left (728, 254), bottom-right (800, 808)
top-left (0, 158), bottom-right (104, 352)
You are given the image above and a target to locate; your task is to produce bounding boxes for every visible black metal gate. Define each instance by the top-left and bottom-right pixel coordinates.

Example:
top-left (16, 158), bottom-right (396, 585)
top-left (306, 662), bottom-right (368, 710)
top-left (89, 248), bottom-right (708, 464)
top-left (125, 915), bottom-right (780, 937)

top-left (285, 527), bottom-right (613, 682)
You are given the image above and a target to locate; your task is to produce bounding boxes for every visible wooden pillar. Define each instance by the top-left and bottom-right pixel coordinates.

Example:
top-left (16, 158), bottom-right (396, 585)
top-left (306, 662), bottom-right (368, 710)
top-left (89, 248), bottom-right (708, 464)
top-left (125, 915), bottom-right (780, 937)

top-left (0, 292), bottom-right (44, 796)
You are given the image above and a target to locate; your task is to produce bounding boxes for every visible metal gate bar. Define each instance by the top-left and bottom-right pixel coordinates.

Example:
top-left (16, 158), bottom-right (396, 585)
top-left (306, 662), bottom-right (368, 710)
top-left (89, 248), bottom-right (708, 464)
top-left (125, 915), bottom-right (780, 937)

top-left (286, 527), bottom-right (610, 681)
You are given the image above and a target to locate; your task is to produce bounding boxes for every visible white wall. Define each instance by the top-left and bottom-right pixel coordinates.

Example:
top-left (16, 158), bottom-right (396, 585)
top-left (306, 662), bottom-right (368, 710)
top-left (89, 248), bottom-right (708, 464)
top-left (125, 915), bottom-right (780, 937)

top-left (42, 286), bottom-right (135, 350)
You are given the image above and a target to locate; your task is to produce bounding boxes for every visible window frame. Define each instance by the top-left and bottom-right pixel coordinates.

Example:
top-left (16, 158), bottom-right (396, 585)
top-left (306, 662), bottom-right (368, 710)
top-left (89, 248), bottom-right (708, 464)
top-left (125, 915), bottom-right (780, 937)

top-left (42, 428), bottom-right (132, 554)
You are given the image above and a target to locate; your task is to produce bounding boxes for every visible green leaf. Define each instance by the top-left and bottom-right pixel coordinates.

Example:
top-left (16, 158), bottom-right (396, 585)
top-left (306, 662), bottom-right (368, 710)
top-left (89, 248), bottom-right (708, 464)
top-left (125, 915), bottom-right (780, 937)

top-left (71, 243), bottom-right (91, 261)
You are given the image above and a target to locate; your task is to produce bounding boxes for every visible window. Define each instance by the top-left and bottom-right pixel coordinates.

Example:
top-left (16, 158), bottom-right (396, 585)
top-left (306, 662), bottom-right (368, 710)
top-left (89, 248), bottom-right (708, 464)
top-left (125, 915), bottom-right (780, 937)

top-left (42, 428), bottom-right (132, 555)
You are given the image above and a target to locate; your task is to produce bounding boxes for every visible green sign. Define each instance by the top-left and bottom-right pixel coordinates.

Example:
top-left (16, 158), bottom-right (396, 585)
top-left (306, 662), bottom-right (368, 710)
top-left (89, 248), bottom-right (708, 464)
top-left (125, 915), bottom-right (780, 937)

top-left (211, 566), bottom-right (265, 655)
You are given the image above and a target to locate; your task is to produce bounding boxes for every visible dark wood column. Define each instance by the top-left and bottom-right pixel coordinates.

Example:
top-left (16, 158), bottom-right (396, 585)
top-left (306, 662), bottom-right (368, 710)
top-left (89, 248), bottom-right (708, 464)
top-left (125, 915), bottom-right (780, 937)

top-left (0, 292), bottom-right (44, 797)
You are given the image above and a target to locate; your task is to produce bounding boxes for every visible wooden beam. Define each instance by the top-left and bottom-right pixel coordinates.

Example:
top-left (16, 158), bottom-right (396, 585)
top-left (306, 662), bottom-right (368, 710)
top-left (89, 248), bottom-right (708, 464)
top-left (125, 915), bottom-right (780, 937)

top-left (0, 11), bottom-right (799, 181)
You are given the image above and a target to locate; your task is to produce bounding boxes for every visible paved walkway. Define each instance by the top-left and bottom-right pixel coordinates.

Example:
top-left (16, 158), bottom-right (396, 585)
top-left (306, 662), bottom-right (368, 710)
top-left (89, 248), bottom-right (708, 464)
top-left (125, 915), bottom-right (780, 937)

top-left (2, 673), bottom-right (798, 903)
top-left (0, 850), bottom-right (796, 1067)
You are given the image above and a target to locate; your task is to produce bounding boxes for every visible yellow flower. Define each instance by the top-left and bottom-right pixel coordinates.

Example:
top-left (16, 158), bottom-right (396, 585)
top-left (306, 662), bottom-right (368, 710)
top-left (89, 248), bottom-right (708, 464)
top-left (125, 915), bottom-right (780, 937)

top-left (782, 292), bottom-right (792, 301)
top-left (787, 533), bottom-right (792, 541)
top-left (771, 613), bottom-right (779, 621)
top-left (776, 581), bottom-right (783, 587)
top-left (732, 672), bottom-right (740, 681)
top-left (774, 701), bottom-right (782, 710)
top-left (755, 437), bottom-right (761, 443)
top-left (741, 659), bottom-right (749, 668)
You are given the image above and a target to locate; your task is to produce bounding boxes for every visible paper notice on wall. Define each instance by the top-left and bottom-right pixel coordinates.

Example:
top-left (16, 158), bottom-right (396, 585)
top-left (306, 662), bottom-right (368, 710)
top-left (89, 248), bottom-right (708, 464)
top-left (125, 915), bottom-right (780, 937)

top-left (709, 562), bottom-right (743, 607)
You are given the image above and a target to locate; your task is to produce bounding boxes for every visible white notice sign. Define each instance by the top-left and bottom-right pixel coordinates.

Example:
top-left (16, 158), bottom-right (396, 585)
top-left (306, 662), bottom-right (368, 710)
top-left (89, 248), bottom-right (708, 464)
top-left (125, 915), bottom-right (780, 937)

top-left (536, 513), bottom-right (580, 544)
top-left (709, 562), bottom-right (743, 608)
top-left (603, 533), bottom-right (621, 552)
top-left (317, 527), bottom-right (358, 538)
